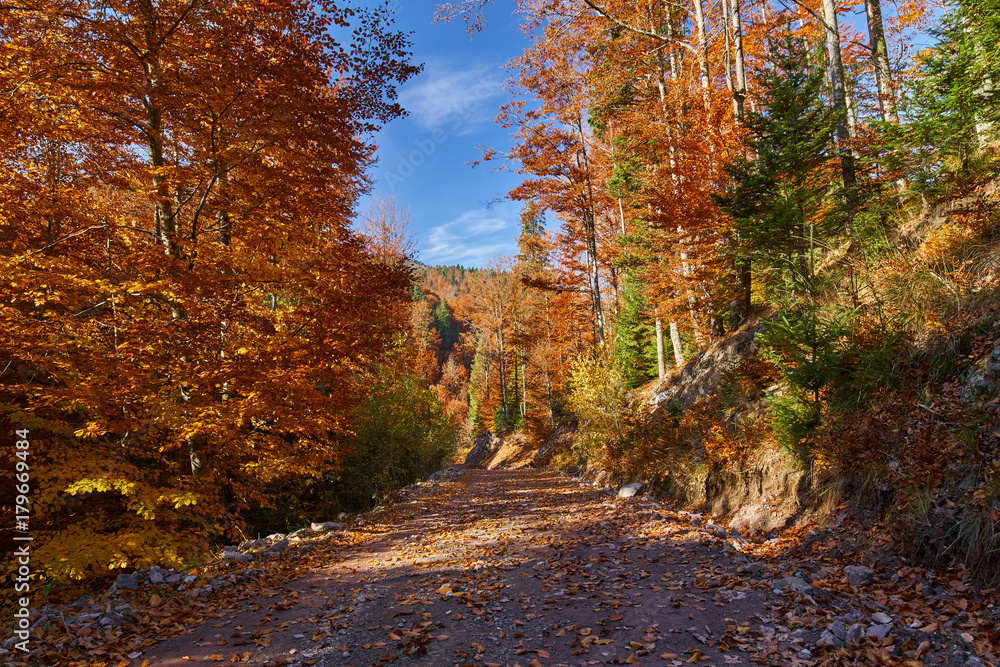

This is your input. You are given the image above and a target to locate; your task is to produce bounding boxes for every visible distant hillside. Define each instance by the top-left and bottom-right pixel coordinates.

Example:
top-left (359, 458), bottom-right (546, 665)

top-left (414, 264), bottom-right (480, 303)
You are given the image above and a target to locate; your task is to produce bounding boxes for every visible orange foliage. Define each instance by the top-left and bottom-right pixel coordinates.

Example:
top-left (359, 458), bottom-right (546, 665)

top-left (0, 0), bottom-right (418, 584)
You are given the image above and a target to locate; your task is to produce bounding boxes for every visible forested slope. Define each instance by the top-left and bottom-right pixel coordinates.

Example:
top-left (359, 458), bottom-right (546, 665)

top-left (452, 0), bottom-right (1000, 581)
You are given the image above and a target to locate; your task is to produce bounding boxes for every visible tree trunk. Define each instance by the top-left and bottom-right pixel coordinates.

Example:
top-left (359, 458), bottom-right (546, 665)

top-left (498, 336), bottom-right (510, 424)
top-left (670, 320), bottom-right (684, 367)
top-left (693, 0), bottom-right (710, 98)
top-left (730, 0), bottom-right (747, 122)
top-left (864, 0), bottom-right (897, 124)
top-left (656, 317), bottom-right (666, 379)
top-left (576, 118), bottom-right (606, 346)
top-left (520, 349), bottom-right (527, 419)
top-left (821, 0), bottom-right (859, 236)
top-left (138, 0), bottom-right (175, 256)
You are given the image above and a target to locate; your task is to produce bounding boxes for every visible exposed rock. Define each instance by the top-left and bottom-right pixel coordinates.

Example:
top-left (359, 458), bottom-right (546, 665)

top-left (98, 605), bottom-right (137, 630)
top-left (114, 572), bottom-right (139, 591)
top-left (844, 565), bottom-right (875, 587)
top-left (534, 420), bottom-right (577, 467)
top-left (737, 561), bottom-right (767, 576)
top-left (871, 612), bottom-right (892, 624)
top-left (618, 482), bottom-right (644, 498)
top-left (223, 552), bottom-right (254, 563)
top-left (311, 521), bottom-right (341, 532)
top-left (269, 538), bottom-right (289, 552)
top-left (149, 570), bottom-right (165, 585)
top-left (772, 576), bottom-right (812, 593)
top-left (845, 623), bottom-right (865, 645)
top-left (963, 344), bottom-right (1000, 401)
top-left (652, 321), bottom-right (765, 410)
top-left (816, 629), bottom-right (841, 648)
top-left (828, 620), bottom-right (847, 641)
top-left (867, 624), bottom-right (893, 640)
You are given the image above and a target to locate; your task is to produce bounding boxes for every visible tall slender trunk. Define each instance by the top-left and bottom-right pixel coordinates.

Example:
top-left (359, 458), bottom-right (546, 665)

top-left (520, 349), bottom-right (526, 419)
top-left (864, 0), bottom-right (897, 124)
top-left (498, 335), bottom-right (509, 424)
top-left (576, 117), bottom-right (606, 345)
top-left (138, 0), bottom-right (175, 257)
top-left (655, 317), bottom-right (666, 379)
top-left (544, 293), bottom-right (554, 424)
top-left (821, 0), bottom-right (859, 237)
top-left (730, 0), bottom-right (747, 123)
top-left (670, 321), bottom-right (684, 368)
top-left (692, 0), bottom-right (710, 99)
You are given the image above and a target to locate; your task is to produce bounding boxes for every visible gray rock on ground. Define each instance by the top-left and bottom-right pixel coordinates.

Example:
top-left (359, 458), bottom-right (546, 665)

top-left (311, 521), bottom-right (342, 532)
top-left (771, 576), bottom-right (812, 593)
top-left (618, 482), bottom-right (644, 498)
top-left (844, 565), bottom-right (875, 587)
top-left (114, 572), bottom-right (139, 591)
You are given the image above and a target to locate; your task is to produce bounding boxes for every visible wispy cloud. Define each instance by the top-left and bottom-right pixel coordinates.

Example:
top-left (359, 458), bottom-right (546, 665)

top-left (398, 61), bottom-right (502, 136)
top-left (418, 206), bottom-right (518, 267)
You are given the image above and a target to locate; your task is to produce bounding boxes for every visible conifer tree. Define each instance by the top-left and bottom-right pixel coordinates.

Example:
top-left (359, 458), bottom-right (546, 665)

top-left (896, 0), bottom-right (1000, 193)
top-left (717, 34), bottom-right (842, 288)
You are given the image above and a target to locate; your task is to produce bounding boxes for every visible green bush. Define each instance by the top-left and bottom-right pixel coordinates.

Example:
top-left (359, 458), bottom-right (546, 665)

top-left (333, 373), bottom-right (459, 512)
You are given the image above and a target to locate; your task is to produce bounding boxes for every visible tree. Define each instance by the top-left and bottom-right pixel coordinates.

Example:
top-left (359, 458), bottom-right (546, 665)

top-left (717, 34), bottom-right (842, 287)
top-left (895, 0), bottom-right (1000, 194)
top-left (0, 0), bottom-right (418, 585)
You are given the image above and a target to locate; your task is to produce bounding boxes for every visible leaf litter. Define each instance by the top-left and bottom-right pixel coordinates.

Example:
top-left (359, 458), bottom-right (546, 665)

top-left (10, 467), bottom-right (1000, 667)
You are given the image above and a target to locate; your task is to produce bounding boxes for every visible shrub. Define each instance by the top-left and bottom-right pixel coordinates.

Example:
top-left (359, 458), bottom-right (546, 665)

top-left (567, 351), bottom-right (634, 464)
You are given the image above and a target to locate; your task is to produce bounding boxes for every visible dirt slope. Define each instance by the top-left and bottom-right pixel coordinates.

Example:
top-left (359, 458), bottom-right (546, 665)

top-left (11, 468), bottom-right (998, 667)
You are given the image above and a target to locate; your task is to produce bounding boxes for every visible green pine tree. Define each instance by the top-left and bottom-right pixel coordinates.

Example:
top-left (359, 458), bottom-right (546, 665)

top-left (613, 274), bottom-right (658, 388)
top-left (716, 33), bottom-right (842, 290)
top-left (432, 299), bottom-right (454, 349)
top-left (891, 0), bottom-right (1000, 195)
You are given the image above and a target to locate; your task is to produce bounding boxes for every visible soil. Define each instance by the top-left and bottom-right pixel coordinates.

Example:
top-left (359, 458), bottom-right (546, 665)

top-left (13, 466), bottom-right (999, 667)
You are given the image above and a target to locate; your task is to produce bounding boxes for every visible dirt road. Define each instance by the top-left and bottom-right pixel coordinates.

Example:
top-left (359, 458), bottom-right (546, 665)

top-left (126, 468), bottom-right (774, 667)
top-left (22, 467), bottom-right (999, 667)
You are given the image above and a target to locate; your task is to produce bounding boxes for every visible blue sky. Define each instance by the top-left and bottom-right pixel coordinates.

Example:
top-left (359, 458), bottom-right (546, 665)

top-left (358, 1), bottom-right (530, 268)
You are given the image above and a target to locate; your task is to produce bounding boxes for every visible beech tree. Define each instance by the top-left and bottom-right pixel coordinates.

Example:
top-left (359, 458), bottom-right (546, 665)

top-left (0, 0), bottom-right (418, 582)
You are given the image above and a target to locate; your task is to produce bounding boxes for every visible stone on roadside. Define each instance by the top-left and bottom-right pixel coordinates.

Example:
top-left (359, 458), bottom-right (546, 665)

top-left (269, 538), bottom-right (289, 552)
top-left (737, 561), bottom-right (767, 576)
top-left (771, 576), bottom-right (812, 593)
top-left (816, 630), bottom-right (839, 648)
top-left (114, 573), bottom-right (139, 591)
top-left (871, 612), bottom-right (892, 624)
top-left (223, 552), bottom-right (253, 563)
top-left (149, 570), bottom-right (165, 585)
top-left (311, 521), bottom-right (341, 532)
top-left (844, 565), bottom-right (875, 587)
top-left (618, 482), bottom-right (644, 498)
top-left (828, 620), bottom-right (847, 641)
top-left (846, 623), bottom-right (865, 645)
top-left (867, 624), bottom-right (893, 640)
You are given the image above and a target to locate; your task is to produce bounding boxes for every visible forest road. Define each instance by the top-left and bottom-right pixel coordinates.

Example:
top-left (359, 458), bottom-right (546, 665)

top-left (129, 467), bottom-right (792, 667)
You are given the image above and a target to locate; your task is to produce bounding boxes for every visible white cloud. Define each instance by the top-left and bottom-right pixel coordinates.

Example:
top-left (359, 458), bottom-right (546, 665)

top-left (419, 206), bottom-right (519, 267)
top-left (398, 61), bottom-right (502, 136)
